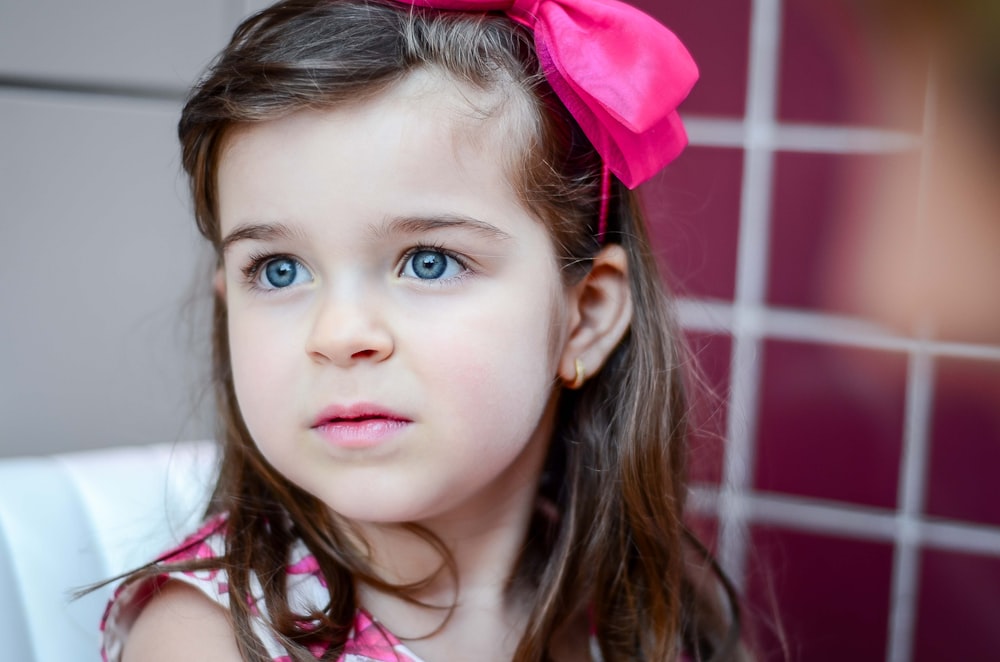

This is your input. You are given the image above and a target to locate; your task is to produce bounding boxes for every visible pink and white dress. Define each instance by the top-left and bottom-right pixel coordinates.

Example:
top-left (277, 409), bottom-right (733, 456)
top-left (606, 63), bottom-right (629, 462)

top-left (101, 516), bottom-right (690, 661)
top-left (100, 516), bottom-right (429, 662)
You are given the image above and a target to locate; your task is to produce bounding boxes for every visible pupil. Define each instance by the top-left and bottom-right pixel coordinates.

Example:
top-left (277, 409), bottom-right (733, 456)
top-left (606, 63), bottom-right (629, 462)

top-left (265, 259), bottom-right (296, 287)
top-left (413, 251), bottom-right (446, 279)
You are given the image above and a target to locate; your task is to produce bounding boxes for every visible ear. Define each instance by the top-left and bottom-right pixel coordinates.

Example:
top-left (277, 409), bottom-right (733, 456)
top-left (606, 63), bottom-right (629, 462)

top-left (557, 244), bottom-right (632, 388)
top-left (213, 267), bottom-right (226, 298)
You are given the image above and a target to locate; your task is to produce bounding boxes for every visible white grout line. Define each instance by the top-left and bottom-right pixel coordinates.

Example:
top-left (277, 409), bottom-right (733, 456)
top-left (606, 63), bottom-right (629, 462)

top-left (689, 486), bottom-right (1000, 559)
top-left (750, 492), bottom-right (899, 541)
top-left (920, 340), bottom-right (1000, 362)
top-left (895, 352), bottom-right (935, 527)
top-left (676, 299), bottom-right (1000, 362)
top-left (685, 116), bottom-right (921, 153)
top-left (885, 59), bottom-right (942, 662)
top-left (775, 122), bottom-right (921, 153)
top-left (718, 0), bottom-right (784, 592)
top-left (758, 309), bottom-right (1000, 361)
top-left (676, 299), bottom-right (735, 333)
top-left (687, 484), bottom-right (721, 515)
top-left (920, 519), bottom-right (1000, 557)
top-left (735, 0), bottom-right (781, 305)
top-left (761, 308), bottom-right (901, 347)
top-left (717, 334), bottom-right (757, 589)
top-left (691, 487), bottom-right (1000, 552)
top-left (887, 350), bottom-right (935, 662)
top-left (692, 486), bottom-right (898, 540)
top-left (684, 117), bottom-right (747, 148)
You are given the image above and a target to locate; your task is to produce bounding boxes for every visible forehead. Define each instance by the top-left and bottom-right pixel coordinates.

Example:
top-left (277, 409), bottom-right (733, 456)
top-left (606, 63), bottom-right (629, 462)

top-left (216, 69), bottom-right (540, 236)
top-left (220, 67), bottom-right (532, 169)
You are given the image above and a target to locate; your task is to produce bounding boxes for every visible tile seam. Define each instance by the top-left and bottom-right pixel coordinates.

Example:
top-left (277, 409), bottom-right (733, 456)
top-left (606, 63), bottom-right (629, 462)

top-left (676, 300), bottom-right (1000, 361)
top-left (718, 0), bottom-right (783, 592)
top-left (686, 116), bottom-right (921, 153)
top-left (690, 488), bottom-right (1000, 557)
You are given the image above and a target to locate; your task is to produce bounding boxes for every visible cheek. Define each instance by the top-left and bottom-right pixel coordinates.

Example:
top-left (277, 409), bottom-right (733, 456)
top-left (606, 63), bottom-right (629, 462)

top-left (226, 308), bottom-right (299, 435)
top-left (229, 310), bottom-right (266, 382)
top-left (417, 282), bottom-right (565, 426)
top-left (431, 285), bottom-right (560, 365)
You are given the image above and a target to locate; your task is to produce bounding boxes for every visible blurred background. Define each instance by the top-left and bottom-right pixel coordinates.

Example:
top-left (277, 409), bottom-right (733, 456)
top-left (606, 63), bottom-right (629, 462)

top-left (2, 0), bottom-right (999, 660)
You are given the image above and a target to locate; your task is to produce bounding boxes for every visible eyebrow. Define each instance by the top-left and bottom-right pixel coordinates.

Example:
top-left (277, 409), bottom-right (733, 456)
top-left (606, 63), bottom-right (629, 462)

top-left (221, 222), bottom-right (304, 255)
top-left (373, 215), bottom-right (514, 243)
top-left (221, 214), bottom-right (514, 254)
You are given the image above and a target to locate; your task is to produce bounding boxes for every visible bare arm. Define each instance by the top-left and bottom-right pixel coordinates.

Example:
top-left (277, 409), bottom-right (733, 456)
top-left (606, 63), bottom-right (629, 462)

top-left (122, 581), bottom-right (244, 662)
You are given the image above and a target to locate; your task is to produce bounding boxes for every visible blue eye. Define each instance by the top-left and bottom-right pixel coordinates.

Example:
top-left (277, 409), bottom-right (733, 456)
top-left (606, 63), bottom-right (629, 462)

top-left (260, 257), bottom-right (311, 289)
top-left (402, 249), bottom-right (463, 280)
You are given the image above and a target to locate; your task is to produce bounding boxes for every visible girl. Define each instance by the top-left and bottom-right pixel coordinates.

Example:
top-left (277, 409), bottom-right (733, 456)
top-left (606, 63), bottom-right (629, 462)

top-left (100, 0), bottom-right (744, 660)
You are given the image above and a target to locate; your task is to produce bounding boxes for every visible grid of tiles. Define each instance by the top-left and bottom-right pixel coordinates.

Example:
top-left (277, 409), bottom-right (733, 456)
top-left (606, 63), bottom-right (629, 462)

top-left (635, 0), bottom-right (1000, 660)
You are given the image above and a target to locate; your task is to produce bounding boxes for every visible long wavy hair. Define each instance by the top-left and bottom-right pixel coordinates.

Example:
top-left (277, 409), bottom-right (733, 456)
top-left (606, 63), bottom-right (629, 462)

top-left (132, 1), bottom-right (746, 659)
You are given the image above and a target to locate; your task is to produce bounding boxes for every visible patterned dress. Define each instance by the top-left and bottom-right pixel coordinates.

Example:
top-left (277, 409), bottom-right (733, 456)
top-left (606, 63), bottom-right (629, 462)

top-left (101, 515), bottom-right (690, 662)
top-left (101, 515), bottom-right (427, 662)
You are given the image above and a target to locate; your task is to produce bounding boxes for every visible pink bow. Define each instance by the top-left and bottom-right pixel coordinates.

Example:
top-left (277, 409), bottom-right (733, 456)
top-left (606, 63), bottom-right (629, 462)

top-left (394, 0), bottom-right (698, 188)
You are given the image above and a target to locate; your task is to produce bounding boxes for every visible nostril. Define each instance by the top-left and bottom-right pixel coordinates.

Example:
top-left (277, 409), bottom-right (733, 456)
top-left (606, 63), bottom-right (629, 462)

top-left (305, 308), bottom-right (394, 365)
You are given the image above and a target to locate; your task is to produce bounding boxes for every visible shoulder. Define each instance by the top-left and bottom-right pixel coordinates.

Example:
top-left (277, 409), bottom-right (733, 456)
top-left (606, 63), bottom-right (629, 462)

top-left (102, 514), bottom-right (332, 662)
top-left (101, 515), bottom-right (234, 662)
top-left (122, 580), bottom-right (242, 662)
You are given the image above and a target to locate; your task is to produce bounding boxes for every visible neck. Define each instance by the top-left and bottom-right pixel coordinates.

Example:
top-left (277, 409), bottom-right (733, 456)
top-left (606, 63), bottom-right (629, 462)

top-left (351, 482), bottom-right (542, 660)
top-left (342, 388), bottom-right (579, 661)
top-left (361, 488), bottom-right (537, 597)
top-left (351, 401), bottom-right (559, 658)
top-left (357, 392), bottom-right (560, 603)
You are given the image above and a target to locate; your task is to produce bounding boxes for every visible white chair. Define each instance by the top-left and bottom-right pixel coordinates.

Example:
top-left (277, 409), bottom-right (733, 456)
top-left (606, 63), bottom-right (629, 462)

top-left (0, 441), bottom-right (217, 662)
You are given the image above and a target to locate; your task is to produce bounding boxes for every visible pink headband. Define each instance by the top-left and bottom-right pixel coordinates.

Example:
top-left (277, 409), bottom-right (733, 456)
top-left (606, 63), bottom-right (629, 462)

top-left (392, 0), bottom-right (699, 190)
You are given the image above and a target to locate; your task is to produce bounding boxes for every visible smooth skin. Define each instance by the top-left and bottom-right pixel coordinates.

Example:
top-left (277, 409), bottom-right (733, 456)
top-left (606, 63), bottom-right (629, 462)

top-left (123, 70), bottom-right (631, 662)
top-left (124, 583), bottom-right (243, 661)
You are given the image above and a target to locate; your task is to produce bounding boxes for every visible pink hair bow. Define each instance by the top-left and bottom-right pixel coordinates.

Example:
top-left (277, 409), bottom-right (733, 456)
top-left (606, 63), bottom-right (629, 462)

top-left (394, 0), bottom-right (698, 189)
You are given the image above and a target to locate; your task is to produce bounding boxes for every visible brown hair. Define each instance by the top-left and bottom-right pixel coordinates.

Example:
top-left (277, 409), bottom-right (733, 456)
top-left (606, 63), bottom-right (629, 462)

top-left (138, 1), bottom-right (745, 659)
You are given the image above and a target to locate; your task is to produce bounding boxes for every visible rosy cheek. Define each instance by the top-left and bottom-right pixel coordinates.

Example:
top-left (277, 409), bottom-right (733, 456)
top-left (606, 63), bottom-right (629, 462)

top-left (432, 310), bottom-right (553, 398)
top-left (228, 316), bottom-right (289, 427)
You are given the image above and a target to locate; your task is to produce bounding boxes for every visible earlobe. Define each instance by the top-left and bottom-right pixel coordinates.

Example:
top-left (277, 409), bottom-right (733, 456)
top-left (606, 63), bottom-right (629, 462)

top-left (558, 244), bottom-right (633, 387)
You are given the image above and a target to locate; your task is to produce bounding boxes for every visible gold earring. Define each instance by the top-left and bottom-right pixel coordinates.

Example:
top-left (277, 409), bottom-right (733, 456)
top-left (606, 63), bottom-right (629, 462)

top-left (571, 358), bottom-right (586, 389)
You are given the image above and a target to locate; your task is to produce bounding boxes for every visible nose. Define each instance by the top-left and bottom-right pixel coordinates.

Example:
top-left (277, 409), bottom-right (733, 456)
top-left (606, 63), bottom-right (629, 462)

top-left (305, 286), bottom-right (394, 367)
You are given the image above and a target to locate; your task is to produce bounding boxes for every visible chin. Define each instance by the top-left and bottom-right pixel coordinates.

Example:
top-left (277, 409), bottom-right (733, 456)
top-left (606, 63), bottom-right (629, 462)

top-left (322, 492), bottom-right (436, 526)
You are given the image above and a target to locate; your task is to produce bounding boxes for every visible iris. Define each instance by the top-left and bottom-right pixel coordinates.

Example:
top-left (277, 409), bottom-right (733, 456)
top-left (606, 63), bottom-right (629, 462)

top-left (264, 258), bottom-right (300, 288)
top-left (410, 250), bottom-right (448, 279)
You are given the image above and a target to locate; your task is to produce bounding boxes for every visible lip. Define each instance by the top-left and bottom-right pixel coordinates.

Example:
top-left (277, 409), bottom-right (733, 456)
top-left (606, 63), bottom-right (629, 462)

top-left (310, 403), bottom-right (411, 449)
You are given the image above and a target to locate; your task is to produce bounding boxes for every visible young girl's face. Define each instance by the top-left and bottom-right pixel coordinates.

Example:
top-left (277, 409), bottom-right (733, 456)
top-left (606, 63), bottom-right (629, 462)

top-left (217, 71), bottom-right (576, 528)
